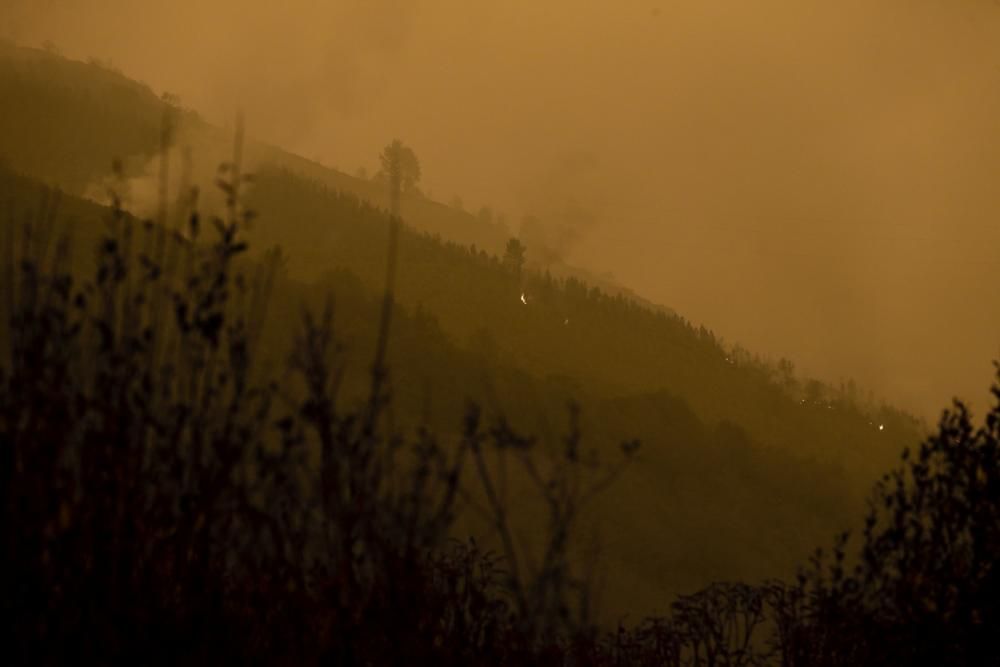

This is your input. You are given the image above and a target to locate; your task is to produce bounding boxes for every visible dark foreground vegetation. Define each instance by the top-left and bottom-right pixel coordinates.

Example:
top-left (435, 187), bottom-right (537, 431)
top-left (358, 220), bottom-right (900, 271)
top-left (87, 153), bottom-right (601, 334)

top-left (2, 152), bottom-right (1000, 666)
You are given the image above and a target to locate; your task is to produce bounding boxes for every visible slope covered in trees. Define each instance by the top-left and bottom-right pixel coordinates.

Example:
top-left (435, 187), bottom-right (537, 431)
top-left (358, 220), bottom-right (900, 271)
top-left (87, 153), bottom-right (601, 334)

top-left (244, 166), bottom-right (918, 479)
top-left (0, 41), bottom-right (925, 617)
top-left (0, 161), bottom-right (897, 619)
top-left (4, 160), bottom-right (999, 665)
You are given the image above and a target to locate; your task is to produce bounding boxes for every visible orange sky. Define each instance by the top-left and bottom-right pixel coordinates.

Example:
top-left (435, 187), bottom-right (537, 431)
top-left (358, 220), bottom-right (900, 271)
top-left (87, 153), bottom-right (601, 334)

top-left (4, 0), bottom-right (1000, 419)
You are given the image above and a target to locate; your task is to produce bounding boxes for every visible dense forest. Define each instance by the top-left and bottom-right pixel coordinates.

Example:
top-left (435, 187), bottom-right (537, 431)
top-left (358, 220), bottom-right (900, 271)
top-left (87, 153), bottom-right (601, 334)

top-left (3, 41), bottom-right (999, 664)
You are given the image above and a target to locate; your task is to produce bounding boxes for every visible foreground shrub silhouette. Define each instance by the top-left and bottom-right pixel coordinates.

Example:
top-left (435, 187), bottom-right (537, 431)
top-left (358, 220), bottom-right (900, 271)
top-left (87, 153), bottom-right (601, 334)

top-left (766, 365), bottom-right (1000, 667)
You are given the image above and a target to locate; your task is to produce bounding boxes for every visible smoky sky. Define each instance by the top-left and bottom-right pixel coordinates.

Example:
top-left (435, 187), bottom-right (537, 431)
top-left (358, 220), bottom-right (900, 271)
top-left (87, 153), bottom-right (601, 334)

top-left (4, 0), bottom-right (1000, 420)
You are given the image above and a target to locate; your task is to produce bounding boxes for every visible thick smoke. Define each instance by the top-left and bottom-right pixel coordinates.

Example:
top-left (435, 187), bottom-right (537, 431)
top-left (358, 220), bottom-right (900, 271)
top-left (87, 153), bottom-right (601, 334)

top-left (3, 0), bottom-right (1000, 418)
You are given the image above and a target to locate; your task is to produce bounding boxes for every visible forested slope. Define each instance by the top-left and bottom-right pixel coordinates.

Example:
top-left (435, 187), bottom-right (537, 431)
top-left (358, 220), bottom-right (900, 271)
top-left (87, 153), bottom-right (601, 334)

top-left (1, 164), bottom-right (891, 617)
top-left (0, 41), bottom-right (925, 618)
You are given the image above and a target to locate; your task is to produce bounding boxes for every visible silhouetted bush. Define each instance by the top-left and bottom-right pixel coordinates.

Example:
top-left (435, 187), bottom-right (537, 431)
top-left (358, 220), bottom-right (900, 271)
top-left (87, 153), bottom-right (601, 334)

top-left (765, 368), bottom-right (1000, 666)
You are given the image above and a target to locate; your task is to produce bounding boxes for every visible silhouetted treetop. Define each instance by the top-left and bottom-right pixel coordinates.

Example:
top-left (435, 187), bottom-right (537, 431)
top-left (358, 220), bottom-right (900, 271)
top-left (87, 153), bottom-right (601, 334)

top-left (378, 139), bottom-right (421, 196)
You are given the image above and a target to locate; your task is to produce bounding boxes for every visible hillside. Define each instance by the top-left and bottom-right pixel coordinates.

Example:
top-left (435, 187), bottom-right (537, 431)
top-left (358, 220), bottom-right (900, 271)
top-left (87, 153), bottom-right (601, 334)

top-left (245, 166), bottom-right (918, 480)
top-left (0, 42), bottom-right (926, 617)
top-left (0, 164), bottom-right (893, 621)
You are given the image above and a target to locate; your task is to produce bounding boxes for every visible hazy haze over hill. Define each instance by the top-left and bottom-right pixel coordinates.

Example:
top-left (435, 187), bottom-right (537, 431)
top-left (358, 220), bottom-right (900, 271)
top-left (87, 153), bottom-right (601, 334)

top-left (3, 0), bottom-right (999, 419)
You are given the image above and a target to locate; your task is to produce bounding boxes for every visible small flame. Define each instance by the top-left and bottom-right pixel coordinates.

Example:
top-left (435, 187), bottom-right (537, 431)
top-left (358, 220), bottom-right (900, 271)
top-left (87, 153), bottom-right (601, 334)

top-left (520, 293), bottom-right (527, 305)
